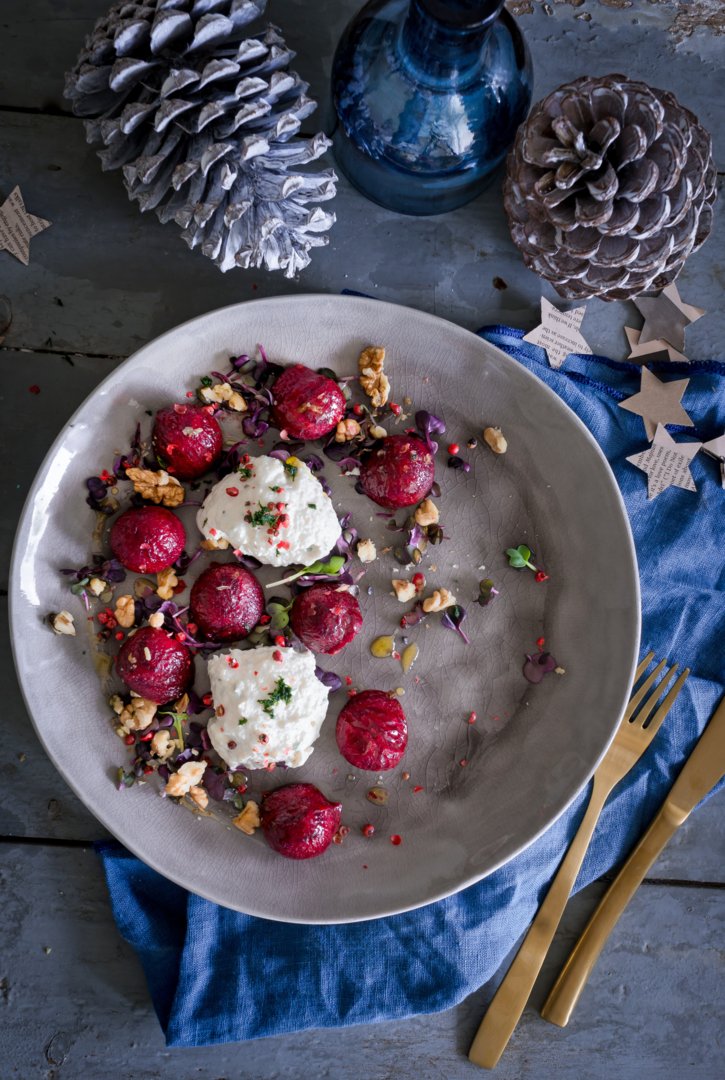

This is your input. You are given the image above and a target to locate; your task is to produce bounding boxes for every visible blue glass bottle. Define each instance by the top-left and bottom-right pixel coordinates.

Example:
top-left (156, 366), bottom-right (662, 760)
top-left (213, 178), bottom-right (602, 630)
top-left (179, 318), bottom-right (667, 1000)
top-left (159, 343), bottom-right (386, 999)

top-left (331, 0), bottom-right (533, 215)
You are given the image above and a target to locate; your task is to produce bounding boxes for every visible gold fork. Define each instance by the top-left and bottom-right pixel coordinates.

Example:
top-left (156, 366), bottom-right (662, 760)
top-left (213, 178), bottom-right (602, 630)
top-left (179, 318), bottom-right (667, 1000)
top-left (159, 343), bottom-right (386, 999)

top-left (468, 653), bottom-right (690, 1070)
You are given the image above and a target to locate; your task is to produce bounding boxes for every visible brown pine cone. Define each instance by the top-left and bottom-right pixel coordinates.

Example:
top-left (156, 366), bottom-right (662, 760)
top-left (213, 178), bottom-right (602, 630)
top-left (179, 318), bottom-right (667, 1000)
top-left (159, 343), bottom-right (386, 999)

top-left (504, 74), bottom-right (717, 301)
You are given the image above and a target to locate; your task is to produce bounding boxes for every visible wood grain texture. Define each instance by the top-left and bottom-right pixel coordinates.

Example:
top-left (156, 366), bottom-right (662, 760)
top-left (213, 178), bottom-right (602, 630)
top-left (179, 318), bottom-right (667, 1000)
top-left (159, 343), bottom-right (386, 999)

top-left (1, 845), bottom-right (723, 1079)
top-left (0, 109), bottom-right (723, 366)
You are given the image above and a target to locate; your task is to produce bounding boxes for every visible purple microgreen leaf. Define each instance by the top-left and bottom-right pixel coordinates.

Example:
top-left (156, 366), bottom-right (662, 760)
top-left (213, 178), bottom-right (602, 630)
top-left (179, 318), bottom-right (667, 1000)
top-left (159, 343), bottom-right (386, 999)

top-left (440, 604), bottom-right (470, 644)
top-left (415, 410), bottom-right (446, 453)
top-left (523, 651), bottom-right (558, 684)
top-left (315, 667), bottom-right (343, 691)
top-left (447, 455), bottom-right (471, 473)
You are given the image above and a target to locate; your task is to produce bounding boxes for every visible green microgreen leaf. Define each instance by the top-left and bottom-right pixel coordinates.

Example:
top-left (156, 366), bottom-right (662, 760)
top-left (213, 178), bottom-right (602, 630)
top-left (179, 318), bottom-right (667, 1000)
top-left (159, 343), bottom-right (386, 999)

top-left (505, 545), bottom-right (537, 572)
top-left (159, 710), bottom-right (188, 751)
top-left (265, 554), bottom-right (345, 589)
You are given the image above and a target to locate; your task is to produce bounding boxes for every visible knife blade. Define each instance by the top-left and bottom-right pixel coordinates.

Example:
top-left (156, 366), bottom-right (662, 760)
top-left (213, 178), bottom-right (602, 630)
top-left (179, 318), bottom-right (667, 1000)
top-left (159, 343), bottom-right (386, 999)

top-left (541, 694), bottom-right (725, 1028)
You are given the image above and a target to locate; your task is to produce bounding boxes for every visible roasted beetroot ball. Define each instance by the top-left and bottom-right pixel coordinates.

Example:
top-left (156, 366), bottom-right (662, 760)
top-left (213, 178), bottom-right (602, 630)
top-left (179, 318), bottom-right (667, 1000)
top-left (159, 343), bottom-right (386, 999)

top-left (189, 563), bottom-right (264, 642)
top-left (336, 690), bottom-right (408, 771)
top-left (359, 434), bottom-right (435, 509)
top-left (110, 506), bottom-right (185, 574)
top-left (289, 584), bottom-right (363, 655)
top-left (260, 783), bottom-right (342, 860)
top-left (271, 364), bottom-right (346, 440)
top-left (152, 403), bottom-right (223, 480)
top-left (116, 626), bottom-right (192, 703)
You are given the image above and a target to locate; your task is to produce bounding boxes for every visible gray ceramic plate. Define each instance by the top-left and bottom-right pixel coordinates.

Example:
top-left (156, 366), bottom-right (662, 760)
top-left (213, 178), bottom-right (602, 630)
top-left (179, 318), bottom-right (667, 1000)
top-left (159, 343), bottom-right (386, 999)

top-left (10, 295), bottom-right (639, 923)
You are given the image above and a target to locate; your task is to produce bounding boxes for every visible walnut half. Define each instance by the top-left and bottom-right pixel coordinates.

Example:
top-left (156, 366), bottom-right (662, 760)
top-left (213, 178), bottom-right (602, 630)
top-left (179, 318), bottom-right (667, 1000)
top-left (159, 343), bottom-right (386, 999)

top-left (422, 588), bottom-right (457, 613)
top-left (125, 467), bottom-right (185, 508)
top-left (358, 345), bottom-right (390, 408)
top-left (232, 800), bottom-right (261, 835)
top-left (356, 538), bottom-right (377, 564)
top-left (334, 418), bottom-right (361, 443)
top-left (156, 567), bottom-right (178, 601)
top-left (165, 761), bottom-right (207, 798)
top-left (49, 611), bottom-right (76, 636)
top-left (199, 382), bottom-right (247, 412)
top-left (483, 426), bottom-right (507, 455)
top-left (121, 695), bottom-right (157, 732)
top-left (392, 579), bottom-right (417, 603)
top-left (114, 595), bottom-right (136, 628)
top-left (414, 498), bottom-right (439, 527)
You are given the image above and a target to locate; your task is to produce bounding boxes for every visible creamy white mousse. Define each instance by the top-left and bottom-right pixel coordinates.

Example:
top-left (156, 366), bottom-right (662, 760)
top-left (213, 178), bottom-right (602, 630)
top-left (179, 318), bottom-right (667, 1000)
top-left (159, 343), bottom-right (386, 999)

top-left (197, 454), bottom-right (341, 567)
top-left (206, 645), bottom-right (330, 770)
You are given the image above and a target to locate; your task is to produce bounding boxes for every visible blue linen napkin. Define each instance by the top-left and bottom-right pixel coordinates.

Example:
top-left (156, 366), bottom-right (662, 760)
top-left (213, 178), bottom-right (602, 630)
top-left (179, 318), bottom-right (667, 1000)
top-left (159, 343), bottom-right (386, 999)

top-left (96, 327), bottom-right (725, 1047)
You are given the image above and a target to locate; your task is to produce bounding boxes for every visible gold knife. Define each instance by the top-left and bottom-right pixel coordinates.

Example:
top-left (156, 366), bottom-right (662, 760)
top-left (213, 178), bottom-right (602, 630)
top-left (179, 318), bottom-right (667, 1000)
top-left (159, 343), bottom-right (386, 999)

top-left (541, 694), bottom-right (725, 1028)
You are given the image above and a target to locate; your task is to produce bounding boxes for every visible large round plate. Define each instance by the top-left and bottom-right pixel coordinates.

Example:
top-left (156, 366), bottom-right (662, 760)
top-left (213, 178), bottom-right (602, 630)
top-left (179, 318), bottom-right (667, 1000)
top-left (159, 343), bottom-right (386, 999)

top-left (10, 295), bottom-right (639, 923)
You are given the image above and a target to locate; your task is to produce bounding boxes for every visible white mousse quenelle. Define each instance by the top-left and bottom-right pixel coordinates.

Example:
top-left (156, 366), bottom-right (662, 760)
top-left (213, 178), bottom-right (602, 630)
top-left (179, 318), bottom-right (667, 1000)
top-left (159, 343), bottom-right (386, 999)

top-left (206, 645), bottom-right (331, 771)
top-left (197, 454), bottom-right (341, 567)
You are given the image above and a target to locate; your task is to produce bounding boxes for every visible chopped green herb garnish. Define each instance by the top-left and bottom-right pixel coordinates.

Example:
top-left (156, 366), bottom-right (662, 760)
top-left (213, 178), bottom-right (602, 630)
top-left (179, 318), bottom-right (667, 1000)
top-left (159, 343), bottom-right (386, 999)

top-left (239, 716), bottom-right (249, 726)
top-left (200, 375), bottom-right (213, 387)
top-left (239, 465), bottom-right (253, 480)
top-left (245, 503), bottom-right (279, 528)
top-left (258, 677), bottom-right (293, 717)
top-left (307, 503), bottom-right (317, 509)
top-left (283, 460), bottom-right (298, 480)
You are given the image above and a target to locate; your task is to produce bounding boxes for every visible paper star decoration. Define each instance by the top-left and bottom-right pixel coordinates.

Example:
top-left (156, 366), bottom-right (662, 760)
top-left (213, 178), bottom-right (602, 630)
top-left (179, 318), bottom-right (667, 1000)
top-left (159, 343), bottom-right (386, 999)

top-left (624, 326), bottom-right (689, 364)
top-left (634, 283), bottom-right (705, 353)
top-left (702, 433), bottom-right (725, 489)
top-left (0, 186), bottom-right (51, 266)
top-left (619, 366), bottom-right (694, 441)
top-left (627, 425), bottom-right (701, 499)
top-left (523, 297), bottom-right (592, 370)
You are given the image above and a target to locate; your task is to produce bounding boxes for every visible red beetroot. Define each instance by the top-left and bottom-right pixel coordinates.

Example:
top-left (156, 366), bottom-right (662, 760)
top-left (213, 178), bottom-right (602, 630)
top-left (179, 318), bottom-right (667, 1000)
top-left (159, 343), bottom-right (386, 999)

top-left (289, 584), bottom-right (363, 655)
top-left (152, 404), bottom-right (223, 479)
top-left (271, 364), bottom-right (346, 440)
top-left (359, 434), bottom-right (435, 509)
top-left (336, 690), bottom-right (408, 771)
top-left (110, 506), bottom-right (185, 574)
top-left (189, 563), bottom-right (264, 642)
top-left (116, 626), bottom-right (192, 703)
top-left (260, 783), bottom-right (342, 860)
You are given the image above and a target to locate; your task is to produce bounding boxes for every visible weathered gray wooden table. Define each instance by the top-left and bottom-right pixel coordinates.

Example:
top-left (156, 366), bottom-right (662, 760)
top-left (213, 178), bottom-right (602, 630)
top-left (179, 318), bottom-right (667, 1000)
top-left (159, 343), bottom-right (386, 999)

top-left (1, 2), bottom-right (723, 1077)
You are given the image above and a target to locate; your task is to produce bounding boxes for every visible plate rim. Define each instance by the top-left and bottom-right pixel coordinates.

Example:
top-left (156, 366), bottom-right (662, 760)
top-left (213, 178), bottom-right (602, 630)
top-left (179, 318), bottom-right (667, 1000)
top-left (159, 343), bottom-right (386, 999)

top-left (10, 293), bottom-right (641, 923)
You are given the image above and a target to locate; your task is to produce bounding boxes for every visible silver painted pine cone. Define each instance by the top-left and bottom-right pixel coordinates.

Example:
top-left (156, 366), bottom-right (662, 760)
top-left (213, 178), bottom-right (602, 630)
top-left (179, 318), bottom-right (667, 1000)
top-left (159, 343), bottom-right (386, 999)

top-left (64, 0), bottom-right (337, 277)
top-left (504, 74), bottom-right (717, 301)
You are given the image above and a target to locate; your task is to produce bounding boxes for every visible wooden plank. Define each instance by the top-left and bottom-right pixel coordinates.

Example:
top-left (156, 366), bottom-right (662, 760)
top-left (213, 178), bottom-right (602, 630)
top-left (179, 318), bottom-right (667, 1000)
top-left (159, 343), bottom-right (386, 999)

top-left (0, 109), bottom-right (723, 365)
top-left (0, 348), bottom-right (119, 841)
top-left (1, 843), bottom-right (723, 1078)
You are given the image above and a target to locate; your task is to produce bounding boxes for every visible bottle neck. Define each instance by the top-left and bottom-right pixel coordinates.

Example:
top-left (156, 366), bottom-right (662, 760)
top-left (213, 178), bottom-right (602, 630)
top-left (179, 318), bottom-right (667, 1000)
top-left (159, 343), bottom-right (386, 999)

top-left (400, 0), bottom-right (504, 82)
